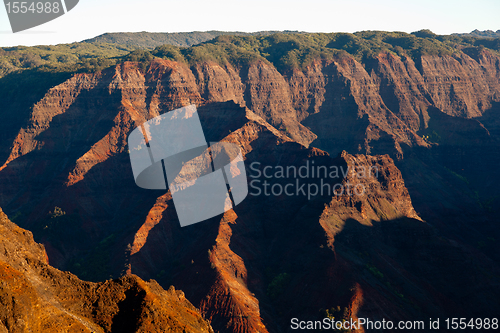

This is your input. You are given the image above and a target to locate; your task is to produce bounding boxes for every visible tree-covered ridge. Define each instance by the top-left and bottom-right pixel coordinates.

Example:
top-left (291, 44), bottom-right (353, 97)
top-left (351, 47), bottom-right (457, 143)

top-left (0, 42), bottom-right (136, 78)
top-left (0, 31), bottom-right (303, 78)
top-left (1, 30), bottom-right (499, 78)
top-left (82, 30), bottom-right (305, 49)
top-left (453, 29), bottom-right (500, 39)
top-left (147, 30), bottom-right (500, 72)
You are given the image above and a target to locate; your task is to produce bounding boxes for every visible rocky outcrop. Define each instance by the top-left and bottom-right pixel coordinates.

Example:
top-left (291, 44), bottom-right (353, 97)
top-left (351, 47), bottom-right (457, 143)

top-left (319, 151), bottom-right (421, 247)
top-left (0, 208), bottom-right (213, 333)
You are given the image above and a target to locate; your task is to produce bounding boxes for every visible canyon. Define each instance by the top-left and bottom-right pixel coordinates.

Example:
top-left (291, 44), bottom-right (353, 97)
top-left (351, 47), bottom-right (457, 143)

top-left (0, 32), bottom-right (499, 332)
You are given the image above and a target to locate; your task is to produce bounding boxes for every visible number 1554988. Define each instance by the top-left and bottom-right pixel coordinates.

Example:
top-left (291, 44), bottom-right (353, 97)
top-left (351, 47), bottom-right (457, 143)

top-left (5, 2), bottom-right (61, 14)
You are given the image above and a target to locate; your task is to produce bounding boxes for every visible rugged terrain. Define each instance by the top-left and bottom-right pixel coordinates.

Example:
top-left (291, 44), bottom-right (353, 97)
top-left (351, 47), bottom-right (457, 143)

top-left (0, 207), bottom-right (213, 332)
top-left (0, 31), bottom-right (499, 332)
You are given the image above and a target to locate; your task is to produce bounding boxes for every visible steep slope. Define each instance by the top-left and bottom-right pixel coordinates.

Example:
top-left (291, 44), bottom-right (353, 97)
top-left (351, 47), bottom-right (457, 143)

top-left (0, 207), bottom-right (213, 333)
top-left (127, 141), bottom-right (427, 332)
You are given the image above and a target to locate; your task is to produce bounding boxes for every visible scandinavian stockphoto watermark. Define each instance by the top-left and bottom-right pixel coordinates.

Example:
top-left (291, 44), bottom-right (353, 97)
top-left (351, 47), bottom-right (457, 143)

top-left (3, 0), bottom-right (79, 33)
top-left (248, 161), bottom-right (378, 199)
top-left (128, 105), bottom-right (248, 227)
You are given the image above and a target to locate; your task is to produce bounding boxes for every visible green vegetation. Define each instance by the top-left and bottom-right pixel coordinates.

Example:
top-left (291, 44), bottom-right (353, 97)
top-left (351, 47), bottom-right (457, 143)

top-left (155, 269), bottom-right (167, 279)
top-left (477, 237), bottom-right (497, 249)
top-left (267, 272), bottom-right (290, 299)
top-left (82, 30), bottom-right (306, 49)
top-left (69, 232), bottom-right (116, 281)
top-left (9, 211), bottom-right (23, 223)
top-left (0, 42), bottom-right (134, 78)
top-left (1, 30), bottom-right (499, 79)
top-left (149, 30), bottom-right (500, 72)
top-left (445, 167), bottom-right (470, 185)
top-left (124, 49), bottom-right (155, 71)
top-left (35, 209), bottom-right (85, 254)
top-left (482, 196), bottom-right (498, 213)
top-left (151, 44), bottom-right (186, 63)
top-left (454, 29), bottom-right (500, 39)
top-left (364, 263), bottom-right (409, 302)
top-left (365, 263), bottom-right (384, 279)
top-left (29, 207), bottom-right (117, 281)
top-left (422, 130), bottom-right (442, 144)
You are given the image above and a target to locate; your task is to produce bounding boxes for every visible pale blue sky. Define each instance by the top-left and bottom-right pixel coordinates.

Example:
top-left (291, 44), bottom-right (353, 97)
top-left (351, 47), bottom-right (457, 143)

top-left (0, 0), bottom-right (499, 47)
